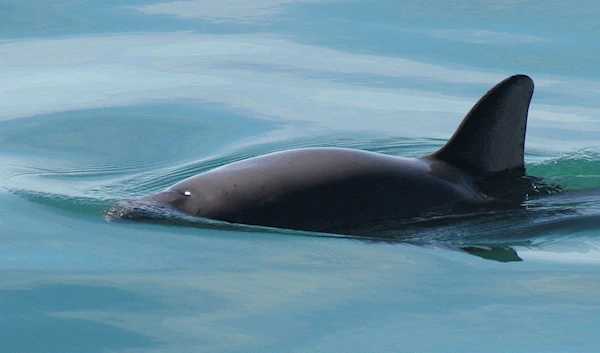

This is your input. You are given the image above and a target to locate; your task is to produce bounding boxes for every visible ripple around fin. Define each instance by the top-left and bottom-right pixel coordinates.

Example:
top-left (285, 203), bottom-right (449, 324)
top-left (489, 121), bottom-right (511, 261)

top-left (527, 147), bottom-right (600, 190)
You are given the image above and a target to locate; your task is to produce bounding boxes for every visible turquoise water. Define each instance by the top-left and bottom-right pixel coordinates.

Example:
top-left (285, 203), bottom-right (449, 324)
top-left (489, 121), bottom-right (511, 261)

top-left (2, 1), bottom-right (600, 352)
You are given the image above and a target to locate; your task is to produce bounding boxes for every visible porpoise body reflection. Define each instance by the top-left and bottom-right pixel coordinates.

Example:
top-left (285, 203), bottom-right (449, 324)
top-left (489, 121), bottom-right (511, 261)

top-left (109, 75), bottom-right (538, 236)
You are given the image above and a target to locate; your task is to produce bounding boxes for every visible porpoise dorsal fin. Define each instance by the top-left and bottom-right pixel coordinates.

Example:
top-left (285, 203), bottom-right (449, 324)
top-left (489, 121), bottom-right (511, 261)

top-left (427, 74), bottom-right (534, 175)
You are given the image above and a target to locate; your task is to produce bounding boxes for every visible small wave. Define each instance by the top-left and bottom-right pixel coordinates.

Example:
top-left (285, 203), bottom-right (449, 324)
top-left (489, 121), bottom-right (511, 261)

top-left (526, 146), bottom-right (600, 190)
top-left (8, 189), bottom-right (109, 216)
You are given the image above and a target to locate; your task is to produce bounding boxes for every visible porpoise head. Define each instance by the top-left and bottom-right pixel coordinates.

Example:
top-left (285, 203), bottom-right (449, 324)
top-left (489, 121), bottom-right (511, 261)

top-left (106, 190), bottom-right (197, 221)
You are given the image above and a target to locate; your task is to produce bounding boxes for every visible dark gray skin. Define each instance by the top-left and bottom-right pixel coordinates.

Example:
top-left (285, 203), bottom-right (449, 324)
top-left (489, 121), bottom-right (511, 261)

top-left (114, 75), bottom-right (535, 235)
top-left (143, 149), bottom-right (479, 233)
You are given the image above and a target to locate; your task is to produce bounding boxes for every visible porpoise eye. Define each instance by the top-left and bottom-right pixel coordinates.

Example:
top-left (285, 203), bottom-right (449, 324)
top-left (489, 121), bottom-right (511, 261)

top-left (183, 191), bottom-right (192, 197)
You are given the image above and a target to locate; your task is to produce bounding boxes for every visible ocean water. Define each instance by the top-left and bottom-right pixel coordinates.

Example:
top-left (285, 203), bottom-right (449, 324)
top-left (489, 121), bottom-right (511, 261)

top-left (2, 1), bottom-right (600, 352)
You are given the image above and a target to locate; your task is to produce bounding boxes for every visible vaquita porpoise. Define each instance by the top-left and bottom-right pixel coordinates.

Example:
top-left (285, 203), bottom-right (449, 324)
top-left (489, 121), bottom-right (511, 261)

top-left (109, 75), bottom-right (539, 235)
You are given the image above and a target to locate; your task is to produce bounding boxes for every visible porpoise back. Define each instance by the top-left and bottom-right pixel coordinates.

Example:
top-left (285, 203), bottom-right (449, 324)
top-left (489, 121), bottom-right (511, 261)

top-left (110, 75), bottom-right (535, 235)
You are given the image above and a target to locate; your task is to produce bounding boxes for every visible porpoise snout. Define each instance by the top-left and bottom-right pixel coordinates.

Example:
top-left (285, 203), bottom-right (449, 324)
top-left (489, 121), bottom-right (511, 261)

top-left (105, 191), bottom-right (184, 221)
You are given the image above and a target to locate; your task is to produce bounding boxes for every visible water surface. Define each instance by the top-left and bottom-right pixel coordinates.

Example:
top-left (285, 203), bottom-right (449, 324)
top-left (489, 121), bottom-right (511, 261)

top-left (2, 1), bottom-right (600, 352)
